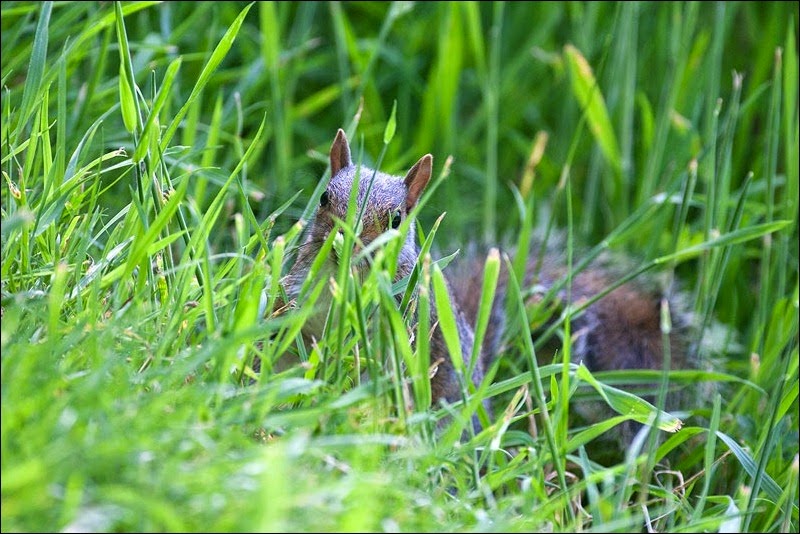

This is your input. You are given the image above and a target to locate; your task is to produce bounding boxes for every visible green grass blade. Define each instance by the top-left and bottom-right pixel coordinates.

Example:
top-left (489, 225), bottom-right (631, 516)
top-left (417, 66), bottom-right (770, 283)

top-left (468, 247), bottom-right (500, 377)
top-left (563, 43), bottom-right (621, 175)
top-left (161, 2), bottom-right (253, 150)
top-left (653, 220), bottom-right (793, 264)
top-left (716, 431), bottom-right (791, 510)
top-left (15, 1), bottom-right (51, 139)
top-left (575, 364), bottom-right (683, 432)
top-left (133, 57), bottom-right (182, 162)
top-left (117, 175), bottom-right (188, 286)
top-left (114, 1), bottom-right (142, 134)
top-left (431, 263), bottom-right (463, 376)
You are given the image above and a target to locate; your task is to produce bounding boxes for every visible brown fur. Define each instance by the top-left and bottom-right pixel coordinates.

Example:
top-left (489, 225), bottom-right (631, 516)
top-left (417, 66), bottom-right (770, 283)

top-left (446, 242), bottom-right (694, 376)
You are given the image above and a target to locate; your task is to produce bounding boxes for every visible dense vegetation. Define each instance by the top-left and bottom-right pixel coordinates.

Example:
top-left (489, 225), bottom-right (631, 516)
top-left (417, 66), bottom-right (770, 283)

top-left (2, 2), bottom-right (798, 531)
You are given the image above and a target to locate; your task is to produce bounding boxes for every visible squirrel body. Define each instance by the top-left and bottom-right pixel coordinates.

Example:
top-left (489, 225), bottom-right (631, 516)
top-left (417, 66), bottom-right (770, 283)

top-left (446, 242), bottom-right (695, 379)
top-left (275, 129), bottom-right (696, 420)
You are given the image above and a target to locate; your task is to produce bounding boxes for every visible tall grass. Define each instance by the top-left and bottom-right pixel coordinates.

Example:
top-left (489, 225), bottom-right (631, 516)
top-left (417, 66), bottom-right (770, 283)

top-left (2, 2), bottom-right (798, 532)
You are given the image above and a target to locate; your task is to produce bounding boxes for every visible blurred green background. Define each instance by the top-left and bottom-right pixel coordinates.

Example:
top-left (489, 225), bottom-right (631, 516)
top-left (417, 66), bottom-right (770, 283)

top-left (2, 2), bottom-right (794, 229)
top-left (5, 1), bottom-right (797, 328)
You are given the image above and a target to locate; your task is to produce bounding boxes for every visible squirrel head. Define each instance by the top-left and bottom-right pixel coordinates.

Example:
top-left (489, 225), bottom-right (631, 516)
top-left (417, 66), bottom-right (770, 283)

top-left (307, 129), bottom-right (432, 269)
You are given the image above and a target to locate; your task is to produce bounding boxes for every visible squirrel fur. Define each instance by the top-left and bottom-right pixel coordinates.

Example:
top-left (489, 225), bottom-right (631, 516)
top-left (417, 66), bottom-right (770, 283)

top-left (269, 129), bottom-right (699, 427)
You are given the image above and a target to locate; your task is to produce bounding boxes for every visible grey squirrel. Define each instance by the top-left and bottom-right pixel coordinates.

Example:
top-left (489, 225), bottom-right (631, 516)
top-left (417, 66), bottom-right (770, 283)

top-left (271, 129), bottom-right (697, 424)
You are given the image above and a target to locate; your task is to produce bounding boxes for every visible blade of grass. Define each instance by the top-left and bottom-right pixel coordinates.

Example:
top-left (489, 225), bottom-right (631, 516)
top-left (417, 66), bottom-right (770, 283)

top-left (161, 2), bottom-right (253, 151)
top-left (504, 254), bottom-right (574, 524)
top-left (563, 43), bottom-right (621, 175)
top-left (15, 1), bottom-right (52, 140)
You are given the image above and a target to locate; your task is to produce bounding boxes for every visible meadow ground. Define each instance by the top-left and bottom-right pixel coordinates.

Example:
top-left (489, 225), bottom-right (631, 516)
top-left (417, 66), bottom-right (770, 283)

top-left (2, 2), bottom-right (798, 532)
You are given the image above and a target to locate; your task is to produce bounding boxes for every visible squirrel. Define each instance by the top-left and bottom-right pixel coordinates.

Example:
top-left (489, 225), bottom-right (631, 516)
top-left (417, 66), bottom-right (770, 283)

top-left (267, 129), bottom-right (698, 431)
top-left (277, 129), bottom-right (481, 407)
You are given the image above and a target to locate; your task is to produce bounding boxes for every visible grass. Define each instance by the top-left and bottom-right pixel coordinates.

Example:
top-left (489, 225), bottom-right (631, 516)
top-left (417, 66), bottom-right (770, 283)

top-left (2, 1), bottom-right (798, 532)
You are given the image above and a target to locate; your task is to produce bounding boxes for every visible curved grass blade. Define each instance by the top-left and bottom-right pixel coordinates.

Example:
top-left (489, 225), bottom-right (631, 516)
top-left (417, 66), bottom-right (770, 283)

top-left (161, 3), bottom-right (253, 150)
top-left (563, 44), bottom-right (621, 175)
top-left (15, 2), bottom-right (52, 139)
top-left (575, 363), bottom-right (683, 432)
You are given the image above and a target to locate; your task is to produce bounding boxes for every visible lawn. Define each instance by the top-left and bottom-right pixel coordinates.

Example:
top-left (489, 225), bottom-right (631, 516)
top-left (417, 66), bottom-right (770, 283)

top-left (1, 2), bottom-right (798, 532)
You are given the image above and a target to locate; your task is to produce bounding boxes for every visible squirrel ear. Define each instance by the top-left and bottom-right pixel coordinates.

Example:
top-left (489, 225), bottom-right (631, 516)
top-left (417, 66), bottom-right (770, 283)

top-left (330, 128), bottom-right (352, 177)
top-left (403, 154), bottom-right (433, 211)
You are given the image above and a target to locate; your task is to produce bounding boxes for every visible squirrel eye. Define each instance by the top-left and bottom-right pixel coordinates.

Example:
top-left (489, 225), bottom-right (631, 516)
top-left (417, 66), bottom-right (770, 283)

top-left (319, 191), bottom-right (330, 208)
top-left (390, 210), bottom-right (402, 229)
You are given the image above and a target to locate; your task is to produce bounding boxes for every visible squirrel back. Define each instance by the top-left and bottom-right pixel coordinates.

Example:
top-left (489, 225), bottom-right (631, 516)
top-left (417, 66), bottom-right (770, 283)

top-left (446, 242), bottom-right (696, 377)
